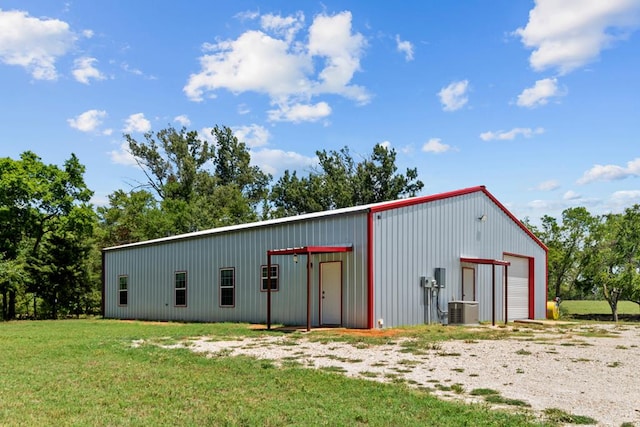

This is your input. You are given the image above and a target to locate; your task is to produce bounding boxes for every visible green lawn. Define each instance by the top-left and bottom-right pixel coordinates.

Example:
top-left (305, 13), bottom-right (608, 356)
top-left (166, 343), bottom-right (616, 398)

top-left (561, 300), bottom-right (640, 316)
top-left (0, 319), bottom-right (546, 427)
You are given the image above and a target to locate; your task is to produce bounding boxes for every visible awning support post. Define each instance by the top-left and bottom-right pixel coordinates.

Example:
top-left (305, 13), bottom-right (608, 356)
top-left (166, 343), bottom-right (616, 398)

top-left (306, 254), bottom-right (311, 332)
top-left (491, 264), bottom-right (496, 327)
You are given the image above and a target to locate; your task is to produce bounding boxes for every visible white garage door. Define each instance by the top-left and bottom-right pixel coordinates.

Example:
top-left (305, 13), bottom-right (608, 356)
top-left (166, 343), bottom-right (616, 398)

top-left (504, 255), bottom-right (529, 320)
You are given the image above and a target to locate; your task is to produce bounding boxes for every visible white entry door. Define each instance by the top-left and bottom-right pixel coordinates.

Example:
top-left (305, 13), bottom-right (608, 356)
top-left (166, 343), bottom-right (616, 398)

top-left (462, 267), bottom-right (475, 301)
top-left (320, 261), bottom-right (342, 325)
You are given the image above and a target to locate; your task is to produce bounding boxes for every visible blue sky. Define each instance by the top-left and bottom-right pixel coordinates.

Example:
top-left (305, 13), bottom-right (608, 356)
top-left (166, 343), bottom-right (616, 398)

top-left (1, 0), bottom-right (639, 223)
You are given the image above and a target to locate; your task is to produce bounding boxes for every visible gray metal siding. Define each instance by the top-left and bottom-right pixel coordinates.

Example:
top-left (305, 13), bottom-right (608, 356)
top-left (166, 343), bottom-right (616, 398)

top-left (372, 192), bottom-right (546, 327)
top-left (104, 212), bottom-right (369, 328)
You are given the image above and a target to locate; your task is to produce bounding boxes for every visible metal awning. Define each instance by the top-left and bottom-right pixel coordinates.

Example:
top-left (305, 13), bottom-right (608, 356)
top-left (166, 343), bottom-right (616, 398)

top-left (460, 257), bottom-right (510, 326)
top-left (460, 257), bottom-right (510, 266)
top-left (266, 245), bottom-right (353, 331)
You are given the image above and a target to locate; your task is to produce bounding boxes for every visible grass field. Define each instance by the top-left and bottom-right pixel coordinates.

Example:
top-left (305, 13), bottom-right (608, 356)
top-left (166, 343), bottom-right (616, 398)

top-left (0, 319), bottom-right (547, 427)
top-left (560, 300), bottom-right (640, 317)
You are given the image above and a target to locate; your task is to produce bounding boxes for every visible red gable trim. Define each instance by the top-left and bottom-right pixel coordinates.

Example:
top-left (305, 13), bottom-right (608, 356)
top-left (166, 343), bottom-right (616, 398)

top-left (369, 185), bottom-right (485, 213)
top-left (369, 185), bottom-right (547, 253)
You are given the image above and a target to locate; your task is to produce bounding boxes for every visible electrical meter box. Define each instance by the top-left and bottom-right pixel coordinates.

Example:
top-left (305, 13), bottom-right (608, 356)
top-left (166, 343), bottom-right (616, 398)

top-left (434, 268), bottom-right (446, 288)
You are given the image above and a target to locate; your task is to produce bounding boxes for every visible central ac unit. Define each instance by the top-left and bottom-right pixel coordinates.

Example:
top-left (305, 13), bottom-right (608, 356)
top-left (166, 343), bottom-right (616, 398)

top-left (448, 301), bottom-right (479, 325)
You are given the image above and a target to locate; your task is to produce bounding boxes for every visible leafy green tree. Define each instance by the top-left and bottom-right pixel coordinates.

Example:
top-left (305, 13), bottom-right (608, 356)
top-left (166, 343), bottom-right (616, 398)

top-left (611, 205), bottom-right (640, 307)
top-left (354, 144), bottom-right (423, 205)
top-left (115, 125), bottom-right (271, 238)
top-left (578, 207), bottom-right (640, 321)
top-left (269, 144), bottom-right (424, 217)
top-left (0, 151), bottom-right (95, 319)
top-left (97, 190), bottom-right (166, 246)
top-left (535, 208), bottom-right (596, 299)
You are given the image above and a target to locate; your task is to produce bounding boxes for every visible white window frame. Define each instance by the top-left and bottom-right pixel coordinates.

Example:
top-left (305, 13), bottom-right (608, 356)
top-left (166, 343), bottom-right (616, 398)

top-left (260, 264), bottom-right (279, 292)
top-left (219, 267), bottom-right (235, 307)
top-left (118, 275), bottom-right (128, 306)
top-left (175, 271), bottom-right (187, 307)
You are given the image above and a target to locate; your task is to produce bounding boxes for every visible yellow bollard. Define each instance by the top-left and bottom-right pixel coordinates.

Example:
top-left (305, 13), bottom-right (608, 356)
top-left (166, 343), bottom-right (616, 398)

top-left (546, 301), bottom-right (559, 320)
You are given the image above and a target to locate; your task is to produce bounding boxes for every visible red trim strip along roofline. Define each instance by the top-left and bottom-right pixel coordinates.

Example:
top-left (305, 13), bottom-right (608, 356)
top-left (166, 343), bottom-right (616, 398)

top-left (369, 185), bottom-right (547, 252)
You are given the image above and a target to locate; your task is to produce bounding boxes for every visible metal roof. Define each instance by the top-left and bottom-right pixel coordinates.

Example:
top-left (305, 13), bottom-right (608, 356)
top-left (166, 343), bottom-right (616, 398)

top-left (103, 185), bottom-right (546, 252)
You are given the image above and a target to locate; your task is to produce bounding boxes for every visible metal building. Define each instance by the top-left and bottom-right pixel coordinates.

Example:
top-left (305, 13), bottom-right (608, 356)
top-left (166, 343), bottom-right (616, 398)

top-left (102, 186), bottom-right (547, 328)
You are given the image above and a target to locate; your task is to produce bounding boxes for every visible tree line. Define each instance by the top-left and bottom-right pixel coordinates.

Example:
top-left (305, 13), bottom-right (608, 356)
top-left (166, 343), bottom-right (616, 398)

top-left (524, 206), bottom-right (640, 321)
top-left (2, 124), bottom-right (639, 321)
top-left (1, 125), bottom-right (423, 319)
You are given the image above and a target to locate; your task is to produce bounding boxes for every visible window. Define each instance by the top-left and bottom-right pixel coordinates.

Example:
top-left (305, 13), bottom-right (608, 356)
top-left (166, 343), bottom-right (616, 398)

top-left (220, 268), bottom-right (235, 307)
top-left (175, 272), bottom-right (187, 307)
top-left (118, 275), bottom-right (128, 306)
top-left (260, 265), bottom-right (279, 292)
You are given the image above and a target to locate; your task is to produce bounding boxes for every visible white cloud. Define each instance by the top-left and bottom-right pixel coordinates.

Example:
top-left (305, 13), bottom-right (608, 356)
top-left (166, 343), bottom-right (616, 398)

top-left (235, 10), bottom-right (259, 21)
top-left (67, 109), bottom-right (107, 132)
top-left (379, 140), bottom-right (391, 149)
top-left (174, 114), bottom-right (191, 126)
top-left (233, 124), bottom-right (270, 148)
top-left (437, 80), bottom-right (469, 112)
top-left (109, 141), bottom-right (138, 166)
top-left (308, 12), bottom-right (369, 103)
top-left (250, 148), bottom-right (317, 175)
top-left (395, 35), bottom-right (414, 61)
top-left (0, 9), bottom-right (77, 80)
top-left (610, 190), bottom-right (640, 206)
top-left (480, 127), bottom-right (544, 141)
top-left (237, 104), bottom-right (251, 115)
top-left (517, 78), bottom-right (562, 108)
top-left (515, 0), bottom-right (640, 74)
top-left (268, 101), bottom-right (331, 123)
top-left (535, 180), bottom-right (560, 191)
top-left (563, 190), bottom-right (581, 200)
top-left (185, 30), bottom-right (311, 102)
top-left (261, 12), bottom-right (304, 43)
top-left (421, 138), bottom-right (452, 153)
top-left (577, 157), bottom-right (640, 184)
top-left (123, 113), bottom-right (151, 133)
top-left (184, 11), bottom-right (369, 122)
top-left (72, 57), bottom-right (105, 84)
top-left (82, 29), bottom-right (94, 39)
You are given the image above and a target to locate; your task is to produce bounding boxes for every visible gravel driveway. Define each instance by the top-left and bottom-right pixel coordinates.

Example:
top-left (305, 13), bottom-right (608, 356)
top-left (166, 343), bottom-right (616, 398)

top-left (159, 323), bottom-right (640, 426)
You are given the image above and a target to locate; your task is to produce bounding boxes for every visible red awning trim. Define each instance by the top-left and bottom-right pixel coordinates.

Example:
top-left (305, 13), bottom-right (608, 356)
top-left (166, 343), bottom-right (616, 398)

top-left (460, 257), bottom-right (510, 266)
top-left (266, 244), bottom-right (353, 331)
top-left (267, 245), bottom-right (353, 256)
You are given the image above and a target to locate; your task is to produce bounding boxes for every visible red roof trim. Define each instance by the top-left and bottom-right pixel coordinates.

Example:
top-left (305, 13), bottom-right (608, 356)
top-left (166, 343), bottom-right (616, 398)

top-left (478, 187), bottom-right (547, 252)
top-left (369, 186), bottom-right (486, 213)
top-left (267, 245), bottom-right (353, 256)
top-left (369, 185), bottom-right (547, 253)
top-left (460, 257), bottom-right (511, 266)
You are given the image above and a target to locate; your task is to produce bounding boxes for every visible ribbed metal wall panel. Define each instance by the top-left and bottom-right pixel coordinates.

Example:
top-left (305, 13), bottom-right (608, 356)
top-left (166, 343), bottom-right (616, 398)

top-left (104, 212), bottom-right (369, 328)
top-left (372, 192), bottom-right (546, 327)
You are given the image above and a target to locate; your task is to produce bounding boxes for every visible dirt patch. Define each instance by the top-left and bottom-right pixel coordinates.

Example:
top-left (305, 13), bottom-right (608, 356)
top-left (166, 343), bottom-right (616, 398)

top-left (249, 325), bottom-right (406, 337)
top-left (320, 328), bottom-right (405, 338)
top-left (154, 323), bottom-right (640, 426)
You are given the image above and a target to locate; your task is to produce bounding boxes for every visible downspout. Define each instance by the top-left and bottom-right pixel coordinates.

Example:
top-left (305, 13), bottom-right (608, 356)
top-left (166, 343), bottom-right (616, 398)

top-left (367, 211), bottom-right (374, 329)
